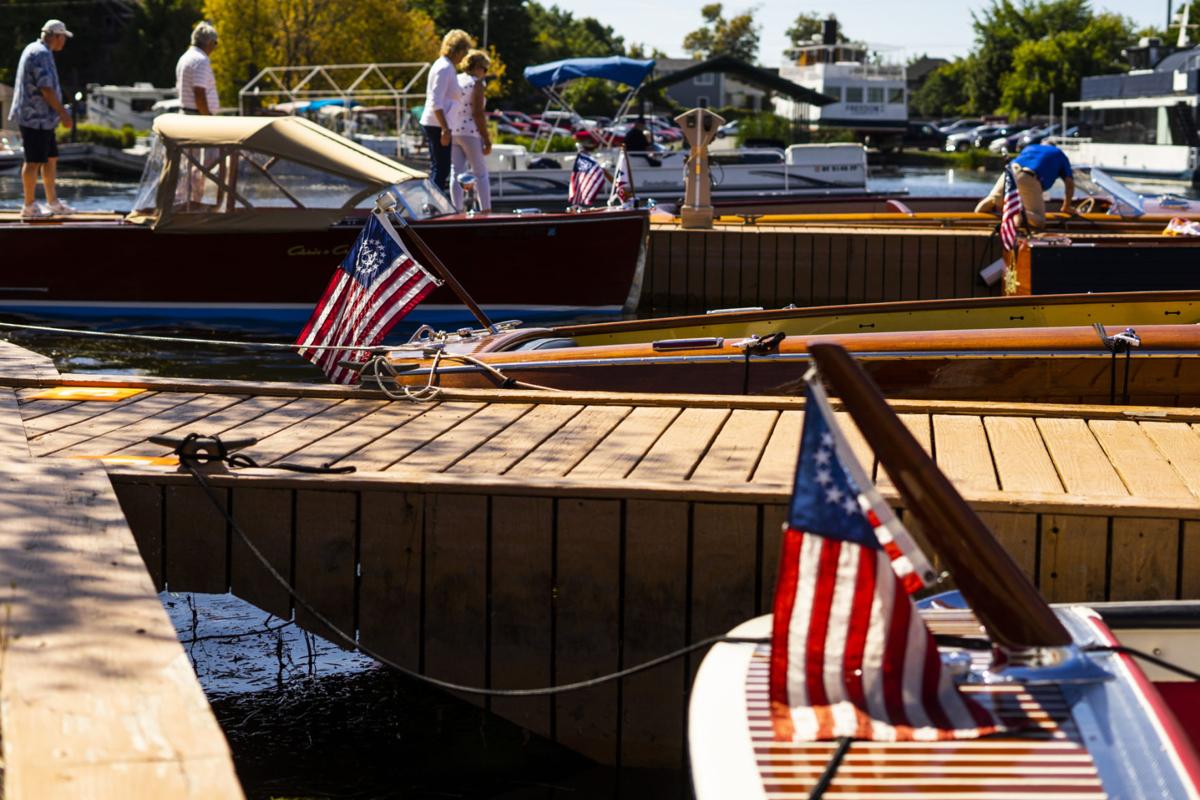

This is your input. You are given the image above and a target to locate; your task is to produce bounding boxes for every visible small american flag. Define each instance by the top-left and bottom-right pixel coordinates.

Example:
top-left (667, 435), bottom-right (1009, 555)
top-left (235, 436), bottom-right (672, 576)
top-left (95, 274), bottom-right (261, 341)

top-left (607, 149), bottom-right (633, 207)
top-left (569, 151), bottom-right (606, 207)
top-left (768, 372), bottom-right (1001, 742)
top-left (1000, 166), bottom-right (1021, 251)
top-left (295, 213), bottom-right (438, 384)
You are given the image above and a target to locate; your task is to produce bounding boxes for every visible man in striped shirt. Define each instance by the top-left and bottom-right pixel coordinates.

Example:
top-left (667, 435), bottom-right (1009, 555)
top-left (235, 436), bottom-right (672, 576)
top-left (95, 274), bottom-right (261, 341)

top-left (175, 22), bottom-right (219, 115)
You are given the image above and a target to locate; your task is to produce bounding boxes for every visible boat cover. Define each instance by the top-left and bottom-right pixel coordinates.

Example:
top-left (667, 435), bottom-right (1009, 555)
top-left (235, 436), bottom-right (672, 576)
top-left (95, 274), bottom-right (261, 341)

top-left (523, 57), bottom-right (655, 89)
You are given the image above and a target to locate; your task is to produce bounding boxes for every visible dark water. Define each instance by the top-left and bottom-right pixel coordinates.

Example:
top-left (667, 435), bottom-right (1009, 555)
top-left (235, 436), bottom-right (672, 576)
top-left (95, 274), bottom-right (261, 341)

top-left (6, 165), bottom-right (1189, 798)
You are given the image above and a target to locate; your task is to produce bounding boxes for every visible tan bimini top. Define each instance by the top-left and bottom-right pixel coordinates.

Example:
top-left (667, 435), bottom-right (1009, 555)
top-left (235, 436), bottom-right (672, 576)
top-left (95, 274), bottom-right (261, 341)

top-left (129, 114), bottom-right (443, 232)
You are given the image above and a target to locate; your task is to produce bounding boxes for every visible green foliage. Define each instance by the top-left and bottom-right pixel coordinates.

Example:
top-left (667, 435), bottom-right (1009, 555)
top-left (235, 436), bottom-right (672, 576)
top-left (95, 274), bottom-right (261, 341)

top-left (808, 126), bottom-right (857, 143)
top-left (735, 112), bottom-right (791, 146)
top-left (561, 78), bottom-right (626, 118)
top-left (784, 12), bottom-right (843, 60)
top-left (682, 3), bottom-right (760, 63)
top-left (910, 58), bottom-right (972, 118)
top-left (527, 2), bottom-right (624, 62)
top-left (56, 123), bottom-right (139, 149)
top-left (494, 132), bottom-right (576, 152)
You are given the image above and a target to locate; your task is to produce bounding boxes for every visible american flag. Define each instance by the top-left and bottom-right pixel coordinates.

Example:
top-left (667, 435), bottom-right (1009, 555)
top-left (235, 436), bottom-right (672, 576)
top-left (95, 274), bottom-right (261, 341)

top-left (768, 372), bottom-right (1001, 742)
top-left (295, 213), bottom-right (439, 384)
top-left (607, 149), bottom-right (633, 207)
top-left (569, 151), bottom-right (606, 207)
top-left (1000, 166), bottom-right (1021, 251)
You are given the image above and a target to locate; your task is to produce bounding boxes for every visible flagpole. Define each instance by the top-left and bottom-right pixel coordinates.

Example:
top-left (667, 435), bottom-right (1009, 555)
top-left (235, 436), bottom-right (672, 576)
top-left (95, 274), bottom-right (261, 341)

top-left (807, 343), bottom-right (1072, 653)
top-left (374, 192), bottom-right (498, 334)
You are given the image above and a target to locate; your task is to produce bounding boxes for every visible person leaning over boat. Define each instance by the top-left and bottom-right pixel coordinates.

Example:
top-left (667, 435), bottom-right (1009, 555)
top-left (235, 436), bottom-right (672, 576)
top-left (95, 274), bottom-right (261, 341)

top-left (176, 21), bottom-right (219, 115)
top-left (9, 19), bottom-right (75, 219)
top-left (975, 143), bottom-right (1074, 228)
top-left (420, 29), bottom-right (472, 195)
top-left (449, 49), bottom-right (493, 212)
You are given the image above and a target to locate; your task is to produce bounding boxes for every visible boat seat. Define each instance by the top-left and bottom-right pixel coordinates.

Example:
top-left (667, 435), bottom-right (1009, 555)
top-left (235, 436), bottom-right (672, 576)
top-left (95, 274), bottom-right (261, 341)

top-left (514, 337), bottom-right (577, 351)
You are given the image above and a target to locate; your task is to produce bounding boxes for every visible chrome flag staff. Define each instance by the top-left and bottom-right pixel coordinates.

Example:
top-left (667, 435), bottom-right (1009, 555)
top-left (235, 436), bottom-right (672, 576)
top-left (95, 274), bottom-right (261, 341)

top-left (769, 369), bottom-right (1001, 742)
top-left (568, 150), bottom-right (605, 208)
top-left (295, 211), bottom-right (441, 384)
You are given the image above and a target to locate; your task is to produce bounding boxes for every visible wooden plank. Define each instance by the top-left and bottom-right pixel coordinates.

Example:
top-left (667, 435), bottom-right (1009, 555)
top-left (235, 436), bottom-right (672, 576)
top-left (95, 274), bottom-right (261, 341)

top-left (932, 414), bottom-right (998, 492)
top-left (21, 390), bottom-right (162, 435)
top-left (423, 493), bottom-right (488, 699)
top-left (741, 229), bottom-right (760, 309)
top-left (193, 397), bottom-right (342, 456)
top-left (761, 503), bottom-right (787, 613)
top-left (57, 393), bottom-right (249, 457)
top-left (283, 400), bottom-right (433, 468)
top-left (984, 415), bottom-right (1063, 494)
top-left (1111, 517), bottom-right (1179, 601)
top-left (1040, 515), bottom-right (1108, 602)
top-left (451, 403), bottom-right (582, 475)
top-left (900, 235), bottom-right (920, 300)
top-left (776, 231), bottom-right (797, 307)
top-left (834, 411), bottom-right (877, 480)
top-left (955, 235), bottom-right (977, 298)
top-left (508, 405), bottom-right (631, 477)
top-left (1090, 419), bottom-right (1193, 499)
top-left (685, 229), bottom-right (706, 312)
top-left (1036, 417), bottom-right (1128, 496)
top-left (28, 392), bottom-right (202, 454)
top-left (490, 496), bottom-right (554, 737)
top-left (751, 409), bottom-right (804, 485)
top-left (555, 498), bottom-right (621, 763)
top-left (811, 233), bottom-right (832, 304)
top-left (668, 230), bottom-right (689, 315)
top-left (397, 402), bottom-right (533, 472)
top-left (0, 388), bottom-right (30, 457)
top-left (757, 230), bottom-right (777, 307)
top-left (154, 394), bottom-right (294, 441)
top-left (165, 484), bottom-right (228, 593)
top-left (293, 489), bottom-right (358, 645)
top-left (935, 234), bottom-right (958, 298)
top-left (864, 235), bottom-right (885, 303)
top-left (881, 235), bottom-right (902, 301)
top-left (1146, 419), bottom-right (1200, 490)
top-left (347, 401), bottom-right (485, 471)
top-left (230, 487), bottom-right (293, 620)
top-left (690, 408), bottom-right (778, 483)
top-left (568, 405), bottom-right (681, 479)
top-left (622, 499), bottom-right (688, 770)
top-left (919, 235), bottom-right (939, 298)
top-left (649, 229), bottom-right (671, 311)
top-left (1182, 521), bottom-right (1200, 599)
top-left (690, 503), bottom-right (758, 686)
top-left (628, 406), bottom-right (730, 481)
top-left (114, 482), bottom-right (164, 590)
top-left (845, 233), bottom-right (866, 304)
top-left (977, 511), bottom-right (1037, 582)
top-left (240, 399), bottom-right (388, 465)
top-left (358, 489), bottom-right (424, 670)
top-left (721, 225), bottom-right (741, 307)
top-left (0, 459), bottom-right (243, 799)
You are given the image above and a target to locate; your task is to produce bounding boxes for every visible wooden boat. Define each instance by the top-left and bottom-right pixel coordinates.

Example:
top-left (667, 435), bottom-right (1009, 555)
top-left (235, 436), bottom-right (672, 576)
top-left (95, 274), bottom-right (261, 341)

top-left (0, 115), bottom-right (647, 328)
top-left (381, 291), bottom-right (1200, 402)
top-left (688, 343), bottom-right (1200, 799)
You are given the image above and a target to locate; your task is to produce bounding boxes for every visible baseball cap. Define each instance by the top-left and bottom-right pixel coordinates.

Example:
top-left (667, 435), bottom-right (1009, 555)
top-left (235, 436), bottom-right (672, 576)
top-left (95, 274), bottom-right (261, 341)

top-left (42, 19), bottom-right (74, 38)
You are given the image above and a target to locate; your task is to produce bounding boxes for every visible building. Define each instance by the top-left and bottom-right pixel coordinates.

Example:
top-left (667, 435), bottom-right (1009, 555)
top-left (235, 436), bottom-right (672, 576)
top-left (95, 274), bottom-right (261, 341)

top-left (774, 18), bottom-right (907, 133)
top-left (1061, 38), bottom-right (1200, 183)
top-left (652, 58), bottom-right (765, 110)
top-left (86, 83), bottom-right (177, 130)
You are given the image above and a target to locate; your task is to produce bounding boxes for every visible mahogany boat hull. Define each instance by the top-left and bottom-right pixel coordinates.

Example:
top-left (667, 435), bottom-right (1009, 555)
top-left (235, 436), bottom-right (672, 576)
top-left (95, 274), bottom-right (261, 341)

top-left (0, 209), bottom-right (648, 329)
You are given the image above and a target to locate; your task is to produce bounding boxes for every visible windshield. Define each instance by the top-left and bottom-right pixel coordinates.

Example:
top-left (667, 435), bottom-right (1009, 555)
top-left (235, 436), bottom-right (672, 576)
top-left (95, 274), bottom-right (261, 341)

top-left (131, 135), bottom-right (167, 213)
top-left (375, 179), bottom-right (455, 219)
top-left (1072, 166), bottom-right (1144, 217)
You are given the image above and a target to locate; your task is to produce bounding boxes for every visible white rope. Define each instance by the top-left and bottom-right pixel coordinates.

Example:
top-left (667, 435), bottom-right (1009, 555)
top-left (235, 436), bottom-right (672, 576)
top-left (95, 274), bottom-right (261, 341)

top-left (0, 320), bottom-right (388, 353)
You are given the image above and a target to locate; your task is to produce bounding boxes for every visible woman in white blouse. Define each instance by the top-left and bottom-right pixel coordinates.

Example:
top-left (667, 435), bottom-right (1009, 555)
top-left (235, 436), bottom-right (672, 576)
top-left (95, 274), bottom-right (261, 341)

top-left (449, 49), bottom-right (493, 213)
top-left (420, 29), bottom-right (472, 195)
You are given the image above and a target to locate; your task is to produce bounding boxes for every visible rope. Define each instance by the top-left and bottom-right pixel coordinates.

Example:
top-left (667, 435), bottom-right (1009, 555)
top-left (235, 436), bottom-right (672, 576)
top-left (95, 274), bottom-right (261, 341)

top-left (357, 349), bottom-right (563, 401)
top-left (0, 320), bottom-right (389, 353)
top-left (169, 439), bottom-right (767, 696)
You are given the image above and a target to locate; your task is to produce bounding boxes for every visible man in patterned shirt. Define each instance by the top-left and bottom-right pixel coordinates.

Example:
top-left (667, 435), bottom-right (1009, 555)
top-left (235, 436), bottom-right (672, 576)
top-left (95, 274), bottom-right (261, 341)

top-left (9, 19), bottom-right (75, 219)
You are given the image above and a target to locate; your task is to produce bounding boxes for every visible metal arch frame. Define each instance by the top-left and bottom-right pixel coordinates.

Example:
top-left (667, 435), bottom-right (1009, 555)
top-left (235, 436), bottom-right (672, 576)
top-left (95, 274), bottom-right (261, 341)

top-left (238, 63), bottom-right (431, 158)
top-left (529, 78), bottom-right (647, 154)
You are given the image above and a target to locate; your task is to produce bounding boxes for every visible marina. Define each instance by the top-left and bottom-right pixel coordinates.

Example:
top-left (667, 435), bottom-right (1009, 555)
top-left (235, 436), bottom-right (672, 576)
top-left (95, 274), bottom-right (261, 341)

top-left (2, 3), bottom-right (1200, 797)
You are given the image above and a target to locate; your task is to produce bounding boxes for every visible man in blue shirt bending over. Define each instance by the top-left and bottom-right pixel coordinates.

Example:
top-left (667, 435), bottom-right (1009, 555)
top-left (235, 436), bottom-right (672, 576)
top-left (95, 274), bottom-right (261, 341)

top-left (975, 143), bottom-right (1074, 228)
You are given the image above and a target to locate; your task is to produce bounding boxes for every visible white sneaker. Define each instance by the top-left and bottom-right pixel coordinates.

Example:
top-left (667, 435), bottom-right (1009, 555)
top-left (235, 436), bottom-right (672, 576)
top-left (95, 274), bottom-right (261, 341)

top-left (47, 200), bottom-right (76, 215)
top-left (20, 203), bottom-right (52, 220)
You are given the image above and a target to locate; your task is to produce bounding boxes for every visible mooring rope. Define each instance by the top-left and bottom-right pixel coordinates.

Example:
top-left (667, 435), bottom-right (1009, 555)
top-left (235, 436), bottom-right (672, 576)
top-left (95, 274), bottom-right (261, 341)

top-left (0, 320), bottom-right (387, 352)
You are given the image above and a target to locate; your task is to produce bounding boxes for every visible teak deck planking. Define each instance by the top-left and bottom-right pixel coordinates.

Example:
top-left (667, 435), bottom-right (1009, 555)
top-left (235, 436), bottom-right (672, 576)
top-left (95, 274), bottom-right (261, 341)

top-left (4, 354), bottom-right (1200, 770)
top-left (643, 223), bottom-right (1002, 314)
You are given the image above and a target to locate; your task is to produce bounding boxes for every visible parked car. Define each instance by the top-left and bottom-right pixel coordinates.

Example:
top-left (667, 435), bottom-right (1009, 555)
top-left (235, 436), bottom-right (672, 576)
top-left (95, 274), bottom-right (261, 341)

top-left (937, 118), bottom-right (983, 135)
top-left (716, 118), bottom-right (740, 138)
top-left (990, 126), bottom-right (1037, 155)
top-left (485, 111), bottom-right (525, 135)
top-left (945, 124), bottom-right (997, 152)
top-left (619, 114), bottom-right (683, 143)
top-left (902, 121), bottom-right (946, 149)
top-left (1018, 123), bottom-right (1061, 149)
top-left (972, 125), bottom-right (1024, 150)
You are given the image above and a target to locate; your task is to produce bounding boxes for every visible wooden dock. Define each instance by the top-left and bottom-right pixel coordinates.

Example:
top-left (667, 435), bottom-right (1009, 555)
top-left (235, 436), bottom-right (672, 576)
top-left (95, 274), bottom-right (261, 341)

top-left (2, 341), bottom-right (1199, 771)
top-left (0, 344), bottom-right (242, 798)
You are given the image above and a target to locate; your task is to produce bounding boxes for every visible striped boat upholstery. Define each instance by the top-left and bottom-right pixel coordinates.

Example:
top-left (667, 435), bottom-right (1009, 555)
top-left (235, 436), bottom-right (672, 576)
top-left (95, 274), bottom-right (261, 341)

top-left (746, 612), bottom-right (1108, 798)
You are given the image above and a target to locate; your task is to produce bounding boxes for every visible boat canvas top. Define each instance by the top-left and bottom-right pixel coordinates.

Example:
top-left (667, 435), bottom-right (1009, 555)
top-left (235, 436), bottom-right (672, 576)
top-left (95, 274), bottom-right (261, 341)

top-left (128, 114), bottom-right (443, 232)
top-left (522, 56), bottom-right (656, 89)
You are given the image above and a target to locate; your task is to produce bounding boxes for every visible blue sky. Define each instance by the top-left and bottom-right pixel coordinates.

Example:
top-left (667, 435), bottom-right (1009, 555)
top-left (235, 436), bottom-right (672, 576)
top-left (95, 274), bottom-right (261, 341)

top-left (544, 1), bottom-right (1168, 66)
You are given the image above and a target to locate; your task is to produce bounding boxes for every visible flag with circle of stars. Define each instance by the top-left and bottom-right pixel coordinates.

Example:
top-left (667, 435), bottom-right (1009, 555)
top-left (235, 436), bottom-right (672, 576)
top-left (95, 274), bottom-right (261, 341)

top-left (787, 397), bottom-right (879, 551)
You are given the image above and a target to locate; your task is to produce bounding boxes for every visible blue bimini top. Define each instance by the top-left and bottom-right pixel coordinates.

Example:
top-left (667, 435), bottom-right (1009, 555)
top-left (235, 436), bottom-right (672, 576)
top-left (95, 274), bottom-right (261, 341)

top-left (523, 57), bottom-right (656, 89)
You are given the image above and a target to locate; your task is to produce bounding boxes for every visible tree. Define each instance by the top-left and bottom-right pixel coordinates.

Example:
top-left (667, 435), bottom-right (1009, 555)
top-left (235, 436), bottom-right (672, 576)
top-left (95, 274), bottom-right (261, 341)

top-left (784, 12), bottom-right (843, 60)
top-left (203, 0), bottom-right (438, 109)
top-left (682, 4), bottom-right (759, 63)
top-left (909, 59), bottom-right (972, 118)
top-left (113, 0), bottom-right (206, 89)
top-left (628, 42), bottom-right (667, 60)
